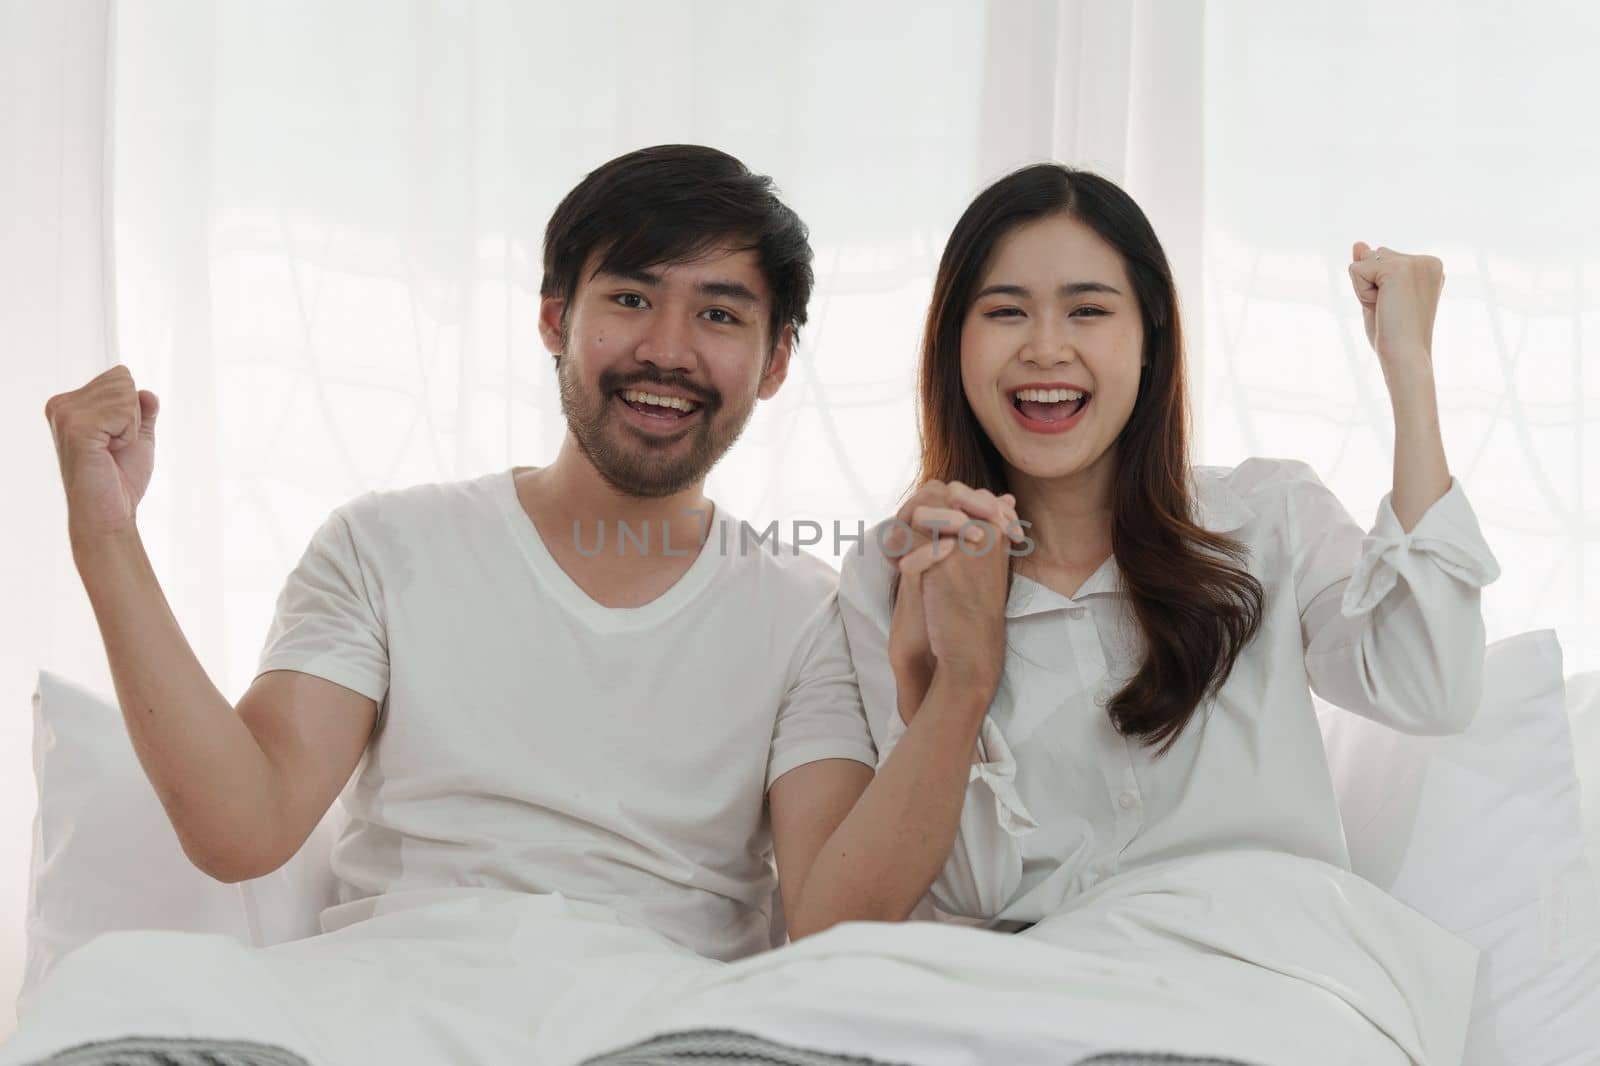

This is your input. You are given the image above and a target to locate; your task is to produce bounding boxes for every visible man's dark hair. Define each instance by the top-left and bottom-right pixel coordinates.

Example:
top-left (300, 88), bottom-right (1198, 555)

top-left (540, 145), bottom-right (814, 348)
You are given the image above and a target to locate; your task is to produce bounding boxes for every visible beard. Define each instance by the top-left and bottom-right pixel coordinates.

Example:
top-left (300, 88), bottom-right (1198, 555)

top-left (556, 354), bottom-right (755, 499)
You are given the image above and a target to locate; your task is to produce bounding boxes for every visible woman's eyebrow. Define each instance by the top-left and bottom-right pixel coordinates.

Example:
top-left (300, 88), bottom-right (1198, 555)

top-left (974, 281), bottom-right (1122, 300)
top-left (1058, 281), bottom-right (1122, 297)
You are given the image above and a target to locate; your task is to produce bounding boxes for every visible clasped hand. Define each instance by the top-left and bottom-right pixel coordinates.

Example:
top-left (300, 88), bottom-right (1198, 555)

top-left (885, 481), bottom-right (1021, 721)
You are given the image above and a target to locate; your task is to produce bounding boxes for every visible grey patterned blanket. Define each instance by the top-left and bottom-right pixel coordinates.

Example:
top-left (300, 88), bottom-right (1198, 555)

top-left (29, 1037), bottom-right (308, 1065)
top-left (27, 1030), bottom-right (1263, 1065)
top-left (581, 1029), bottom-right (1263, 1066)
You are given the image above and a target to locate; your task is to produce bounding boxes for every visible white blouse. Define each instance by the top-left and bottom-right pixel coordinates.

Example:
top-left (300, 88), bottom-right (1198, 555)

top-left (837, 457), bottom-right (1502, 924)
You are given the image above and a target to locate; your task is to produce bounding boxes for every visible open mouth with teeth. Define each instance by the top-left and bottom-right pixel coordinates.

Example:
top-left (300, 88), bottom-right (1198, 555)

top-left (615, 387), bottom-right (704, 424)
top-left (1011, 386), bottom-right (1090, 428)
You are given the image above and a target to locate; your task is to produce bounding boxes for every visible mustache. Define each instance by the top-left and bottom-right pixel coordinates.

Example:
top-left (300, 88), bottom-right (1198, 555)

top-left (599, 366), bottom-right (721, 410)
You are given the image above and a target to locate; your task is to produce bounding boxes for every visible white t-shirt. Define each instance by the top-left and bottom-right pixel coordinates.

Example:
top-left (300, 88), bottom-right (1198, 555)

top-left (838, 456), bottom-right (1502, 922)
top-left (254, 466), bottom-right (876, 962)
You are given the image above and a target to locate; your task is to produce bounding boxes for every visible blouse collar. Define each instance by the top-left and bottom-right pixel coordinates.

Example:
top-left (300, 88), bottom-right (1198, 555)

top-left (1004, 465), bottom-right (1254, 619)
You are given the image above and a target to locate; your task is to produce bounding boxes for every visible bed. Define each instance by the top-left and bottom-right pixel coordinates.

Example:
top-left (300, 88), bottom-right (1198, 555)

top-left (9, 630), bottom-right (1599, 1065)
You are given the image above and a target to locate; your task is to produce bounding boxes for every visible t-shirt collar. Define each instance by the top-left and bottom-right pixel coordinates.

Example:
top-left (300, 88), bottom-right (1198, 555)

top-left (497, 468), bottom-right (728, 633)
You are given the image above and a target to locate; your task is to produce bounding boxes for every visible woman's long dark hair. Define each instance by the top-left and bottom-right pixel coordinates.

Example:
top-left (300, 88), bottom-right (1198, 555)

top-left (917, 163), bottom-right (1263, 758)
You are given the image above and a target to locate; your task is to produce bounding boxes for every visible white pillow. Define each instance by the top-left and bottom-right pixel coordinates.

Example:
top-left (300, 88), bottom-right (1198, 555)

top-left (19, 671), bottom-right (347, 1020)
top-left (1315, 630), bottom-right (1600, 1066)
top-left (19, 671), bottom-right (255, 1017)
top-left (1567, 670), bottom-right (1600, 885)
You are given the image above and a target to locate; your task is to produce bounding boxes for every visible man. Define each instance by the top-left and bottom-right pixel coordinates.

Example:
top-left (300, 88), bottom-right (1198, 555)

top-left (10, 145), bottom-right (1009, 1066)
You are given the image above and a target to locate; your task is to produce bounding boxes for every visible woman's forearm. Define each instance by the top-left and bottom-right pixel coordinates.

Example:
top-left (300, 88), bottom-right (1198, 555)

top-left (786, 664), bottom-right (996, 938)
top-left (1387, 361), bottom-right (1452, 532)
top-left (894, 662), bottom-right (987, 764)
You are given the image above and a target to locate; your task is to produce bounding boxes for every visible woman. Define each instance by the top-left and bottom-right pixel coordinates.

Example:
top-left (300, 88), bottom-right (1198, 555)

top-left (835, 164), bottom-right (1502, 1063)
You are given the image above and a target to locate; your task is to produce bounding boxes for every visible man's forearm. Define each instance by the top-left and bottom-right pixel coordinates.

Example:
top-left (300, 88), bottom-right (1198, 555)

top-left (73, 529), bottom-right (284, 881)
top-left (787, 664), bottom-right (995, 938)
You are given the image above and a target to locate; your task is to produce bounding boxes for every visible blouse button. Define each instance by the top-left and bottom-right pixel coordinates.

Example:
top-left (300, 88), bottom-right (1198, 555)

top-left (1118, 791), bottom-right (1138, 810)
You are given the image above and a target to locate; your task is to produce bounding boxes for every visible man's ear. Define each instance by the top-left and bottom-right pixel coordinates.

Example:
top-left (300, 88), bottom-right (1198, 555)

top-left (538, 295), bottom-right (568, 359)
top-left (756, 324), bottom-right (795, 401)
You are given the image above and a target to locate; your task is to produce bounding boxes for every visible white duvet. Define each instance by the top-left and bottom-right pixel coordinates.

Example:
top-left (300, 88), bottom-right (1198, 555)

top-left (0, 850), bottom-right (1477, 1066)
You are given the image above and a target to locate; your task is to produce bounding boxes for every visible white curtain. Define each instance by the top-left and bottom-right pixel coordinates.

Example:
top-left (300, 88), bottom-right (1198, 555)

top-left (3, 0), bottom-right (1596, 1038)
top-left (1, 0), bottom-right (116, 1041)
